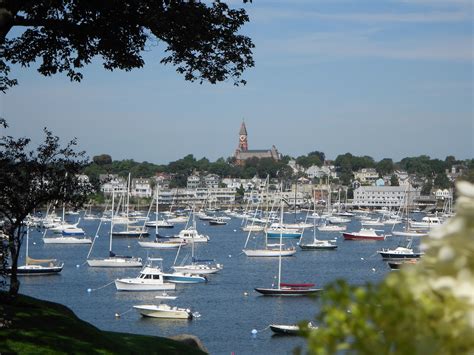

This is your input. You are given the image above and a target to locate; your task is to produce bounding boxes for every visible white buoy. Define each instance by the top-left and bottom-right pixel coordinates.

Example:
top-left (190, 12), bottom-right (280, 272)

top-left (233, 229), bottom-right (237, 232)
top-left (33, 242), bottom-right (36, 245)
top-left (244, 292), bottom-right (249, 296)
top-left (361, 257), bottom-right (365, 260)
top-left (372, 268), bottom-right (376, 272)
top-left (115, 313), bottom-right (120, 318)
top-left (87, 288), bottom-right (92, 293)
top-left (228, 254), bottom-right (232, 258)
top-left (128, 245), bottom-right (131, 248)
top-left (251, 329), bottom-right (258, 336)
top-left (76, 264), bottom-right (80, 268)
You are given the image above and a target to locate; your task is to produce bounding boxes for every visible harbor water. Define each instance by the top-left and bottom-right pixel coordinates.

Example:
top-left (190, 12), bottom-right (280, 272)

top-left (19, 213), bottom-right (418, 354)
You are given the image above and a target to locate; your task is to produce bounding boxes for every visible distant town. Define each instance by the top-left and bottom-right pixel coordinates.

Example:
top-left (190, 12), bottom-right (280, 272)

top-left (80, 122), bottom-right (472, 210)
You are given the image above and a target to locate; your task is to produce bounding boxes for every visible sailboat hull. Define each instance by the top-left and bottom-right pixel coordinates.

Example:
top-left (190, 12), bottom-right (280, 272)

top-left (299, 243), bottom-right (337, 250)
top-left (87, 257), bottom-right (142, 268)
top-left (7, 264), bottom-right (63, 275)
top-left (243, 248), bottom-right (296, 257)
top-left (254, 287), bottom-right (322, 296)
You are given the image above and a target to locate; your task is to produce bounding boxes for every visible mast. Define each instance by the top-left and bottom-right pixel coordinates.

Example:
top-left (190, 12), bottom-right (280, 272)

top-left (126, 173), bottom-right (131, 232)
top-left (109, 189), bottom-right (115, 253)
top-left (25, 226), bottom-right (29, 264)
top-left (155, 186), bottom-right (159, 235)
top-left (278, 184), bottom-right (283, 289)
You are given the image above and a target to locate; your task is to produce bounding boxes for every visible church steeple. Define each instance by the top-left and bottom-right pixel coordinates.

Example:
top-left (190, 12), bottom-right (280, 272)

top-left (238, 120), bottom-right (248, 151)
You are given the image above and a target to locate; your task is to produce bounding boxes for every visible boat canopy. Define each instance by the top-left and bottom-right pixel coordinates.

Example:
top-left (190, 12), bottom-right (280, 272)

top-left (26, 256), bottom-right (56, 265)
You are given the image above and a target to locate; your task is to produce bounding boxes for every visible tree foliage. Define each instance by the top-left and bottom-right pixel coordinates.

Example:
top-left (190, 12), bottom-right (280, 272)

top-left (1, 1), bottom-right (254, 91)
top-left (92, 154), bottom-right (112, 166)
top-left (302, 182), bottom-right (474, 354)
top-left (0, 123), bottom-right (94, 296)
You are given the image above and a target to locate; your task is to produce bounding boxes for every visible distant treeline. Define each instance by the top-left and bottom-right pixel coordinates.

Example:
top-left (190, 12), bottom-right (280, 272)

top-left (83, 153), bottom-right (474, 189)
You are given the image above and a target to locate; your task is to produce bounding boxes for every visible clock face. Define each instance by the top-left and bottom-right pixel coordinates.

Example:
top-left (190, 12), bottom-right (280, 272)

top-left (240, 135), bottom-right (246, 142)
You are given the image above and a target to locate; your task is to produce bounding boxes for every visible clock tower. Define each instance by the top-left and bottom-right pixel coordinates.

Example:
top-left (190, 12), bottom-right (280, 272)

top-left (238, 120), bottom-right (248, 151)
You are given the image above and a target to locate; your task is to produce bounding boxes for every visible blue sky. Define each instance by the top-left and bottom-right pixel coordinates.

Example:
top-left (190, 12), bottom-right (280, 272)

top-left (2, 0), bottom-right (473, 164)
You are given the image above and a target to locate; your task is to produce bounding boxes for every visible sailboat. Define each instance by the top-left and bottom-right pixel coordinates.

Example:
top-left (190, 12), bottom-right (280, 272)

top-left (392, 189), bottom-right (427, 237)
top-left (299, 217), bottom-right (337, 250)
top-left (112, 173), bottom-right (149, 238)
top-left (243, 198), bottom-right (296, 257)
top-left (144, 187), bottom-right (174, 229)
top-left (7, 226), bottom-right (64, 275)
top-left (87, 190), bottom-right (142, 268)
top-left (172, 212), bottom-right (222, 275)
top-left (255, 188), bottom-right (322, 296)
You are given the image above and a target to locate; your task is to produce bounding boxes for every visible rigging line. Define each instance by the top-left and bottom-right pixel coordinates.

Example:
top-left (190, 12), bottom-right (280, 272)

top-left (88, 280), bottom-right (115, 292)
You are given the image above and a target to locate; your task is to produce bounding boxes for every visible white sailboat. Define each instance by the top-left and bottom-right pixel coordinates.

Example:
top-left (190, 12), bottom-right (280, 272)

top-left (8, 226), bottom-right (64, 275)
top-left (172, 213), bottom-right (222, 275)
top-left (243, 198), bottom-right (296, 257)
top-left (87, 190), bottom-right (142, 268)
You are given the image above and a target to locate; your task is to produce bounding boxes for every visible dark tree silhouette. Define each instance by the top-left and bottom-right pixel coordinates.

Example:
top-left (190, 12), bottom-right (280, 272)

top-left (0, 122), bottom-right (94, 297)
top-left (0, 0), bottom-right (254, 91)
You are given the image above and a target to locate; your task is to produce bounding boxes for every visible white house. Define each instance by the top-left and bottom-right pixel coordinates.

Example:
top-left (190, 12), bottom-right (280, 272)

top-left (131, 178), bottom-right (152, 198)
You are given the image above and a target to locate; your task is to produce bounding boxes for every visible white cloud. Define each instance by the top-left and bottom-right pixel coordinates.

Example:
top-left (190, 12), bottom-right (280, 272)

top-left (259, 31), bottom-right (472, 62)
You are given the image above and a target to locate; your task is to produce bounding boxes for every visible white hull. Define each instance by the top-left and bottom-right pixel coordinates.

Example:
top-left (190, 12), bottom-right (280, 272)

top-left (172, 264), bottom-right (222, 275)
top-left (43, 237), bottom-right (92, 244)
top-left (133, 305), bottom-right (191, 319)
top-left (87, 257), bottom-right (142, 268)
top-left (243, 248), bottom-right (296, 257)
top-left (392, 230), bottom-right (427, 237)
top-left (138, 241), bottom-right (184, 249)
top-left (115, 279), bottom-right (176, 291)
top-left (242, 225), bottom-right (265, 232)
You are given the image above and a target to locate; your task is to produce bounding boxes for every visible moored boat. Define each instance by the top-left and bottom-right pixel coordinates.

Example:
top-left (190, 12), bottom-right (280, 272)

top-left (133, 304), bottom-right (193, 319)
top-left (343, 228), bottom-right (386, 241)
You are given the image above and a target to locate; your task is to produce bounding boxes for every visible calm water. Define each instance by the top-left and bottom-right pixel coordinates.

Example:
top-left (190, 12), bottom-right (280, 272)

top-left (19, 212), bottom-right (419, 354)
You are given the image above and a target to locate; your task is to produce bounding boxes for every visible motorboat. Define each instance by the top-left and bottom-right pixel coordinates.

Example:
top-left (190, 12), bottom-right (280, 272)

top-left (378, 239), bottom-right (423, 260)
top-left (174, 227), bottom-right (209, 243)
top-left (133, 304), bottom-right (193, 319)
top-left (115, 258), bottom-right (176, 291)
top-left (378, 246), bottom-right (423, 260)
top-left (342, 229), bottom-right (386, 241)
top-left (209, 217), bottom-right (227, 225)
top-left (409, 217), bottom-right (442, 229)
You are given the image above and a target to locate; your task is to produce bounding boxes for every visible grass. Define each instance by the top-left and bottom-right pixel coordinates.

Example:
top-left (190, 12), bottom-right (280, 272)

top-left (0, 293), bottom-right (206, 354)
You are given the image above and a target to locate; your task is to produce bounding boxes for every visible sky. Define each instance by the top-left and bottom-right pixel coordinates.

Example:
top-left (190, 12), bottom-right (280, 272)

top-left (2, 0), bottom-right (473, 164)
